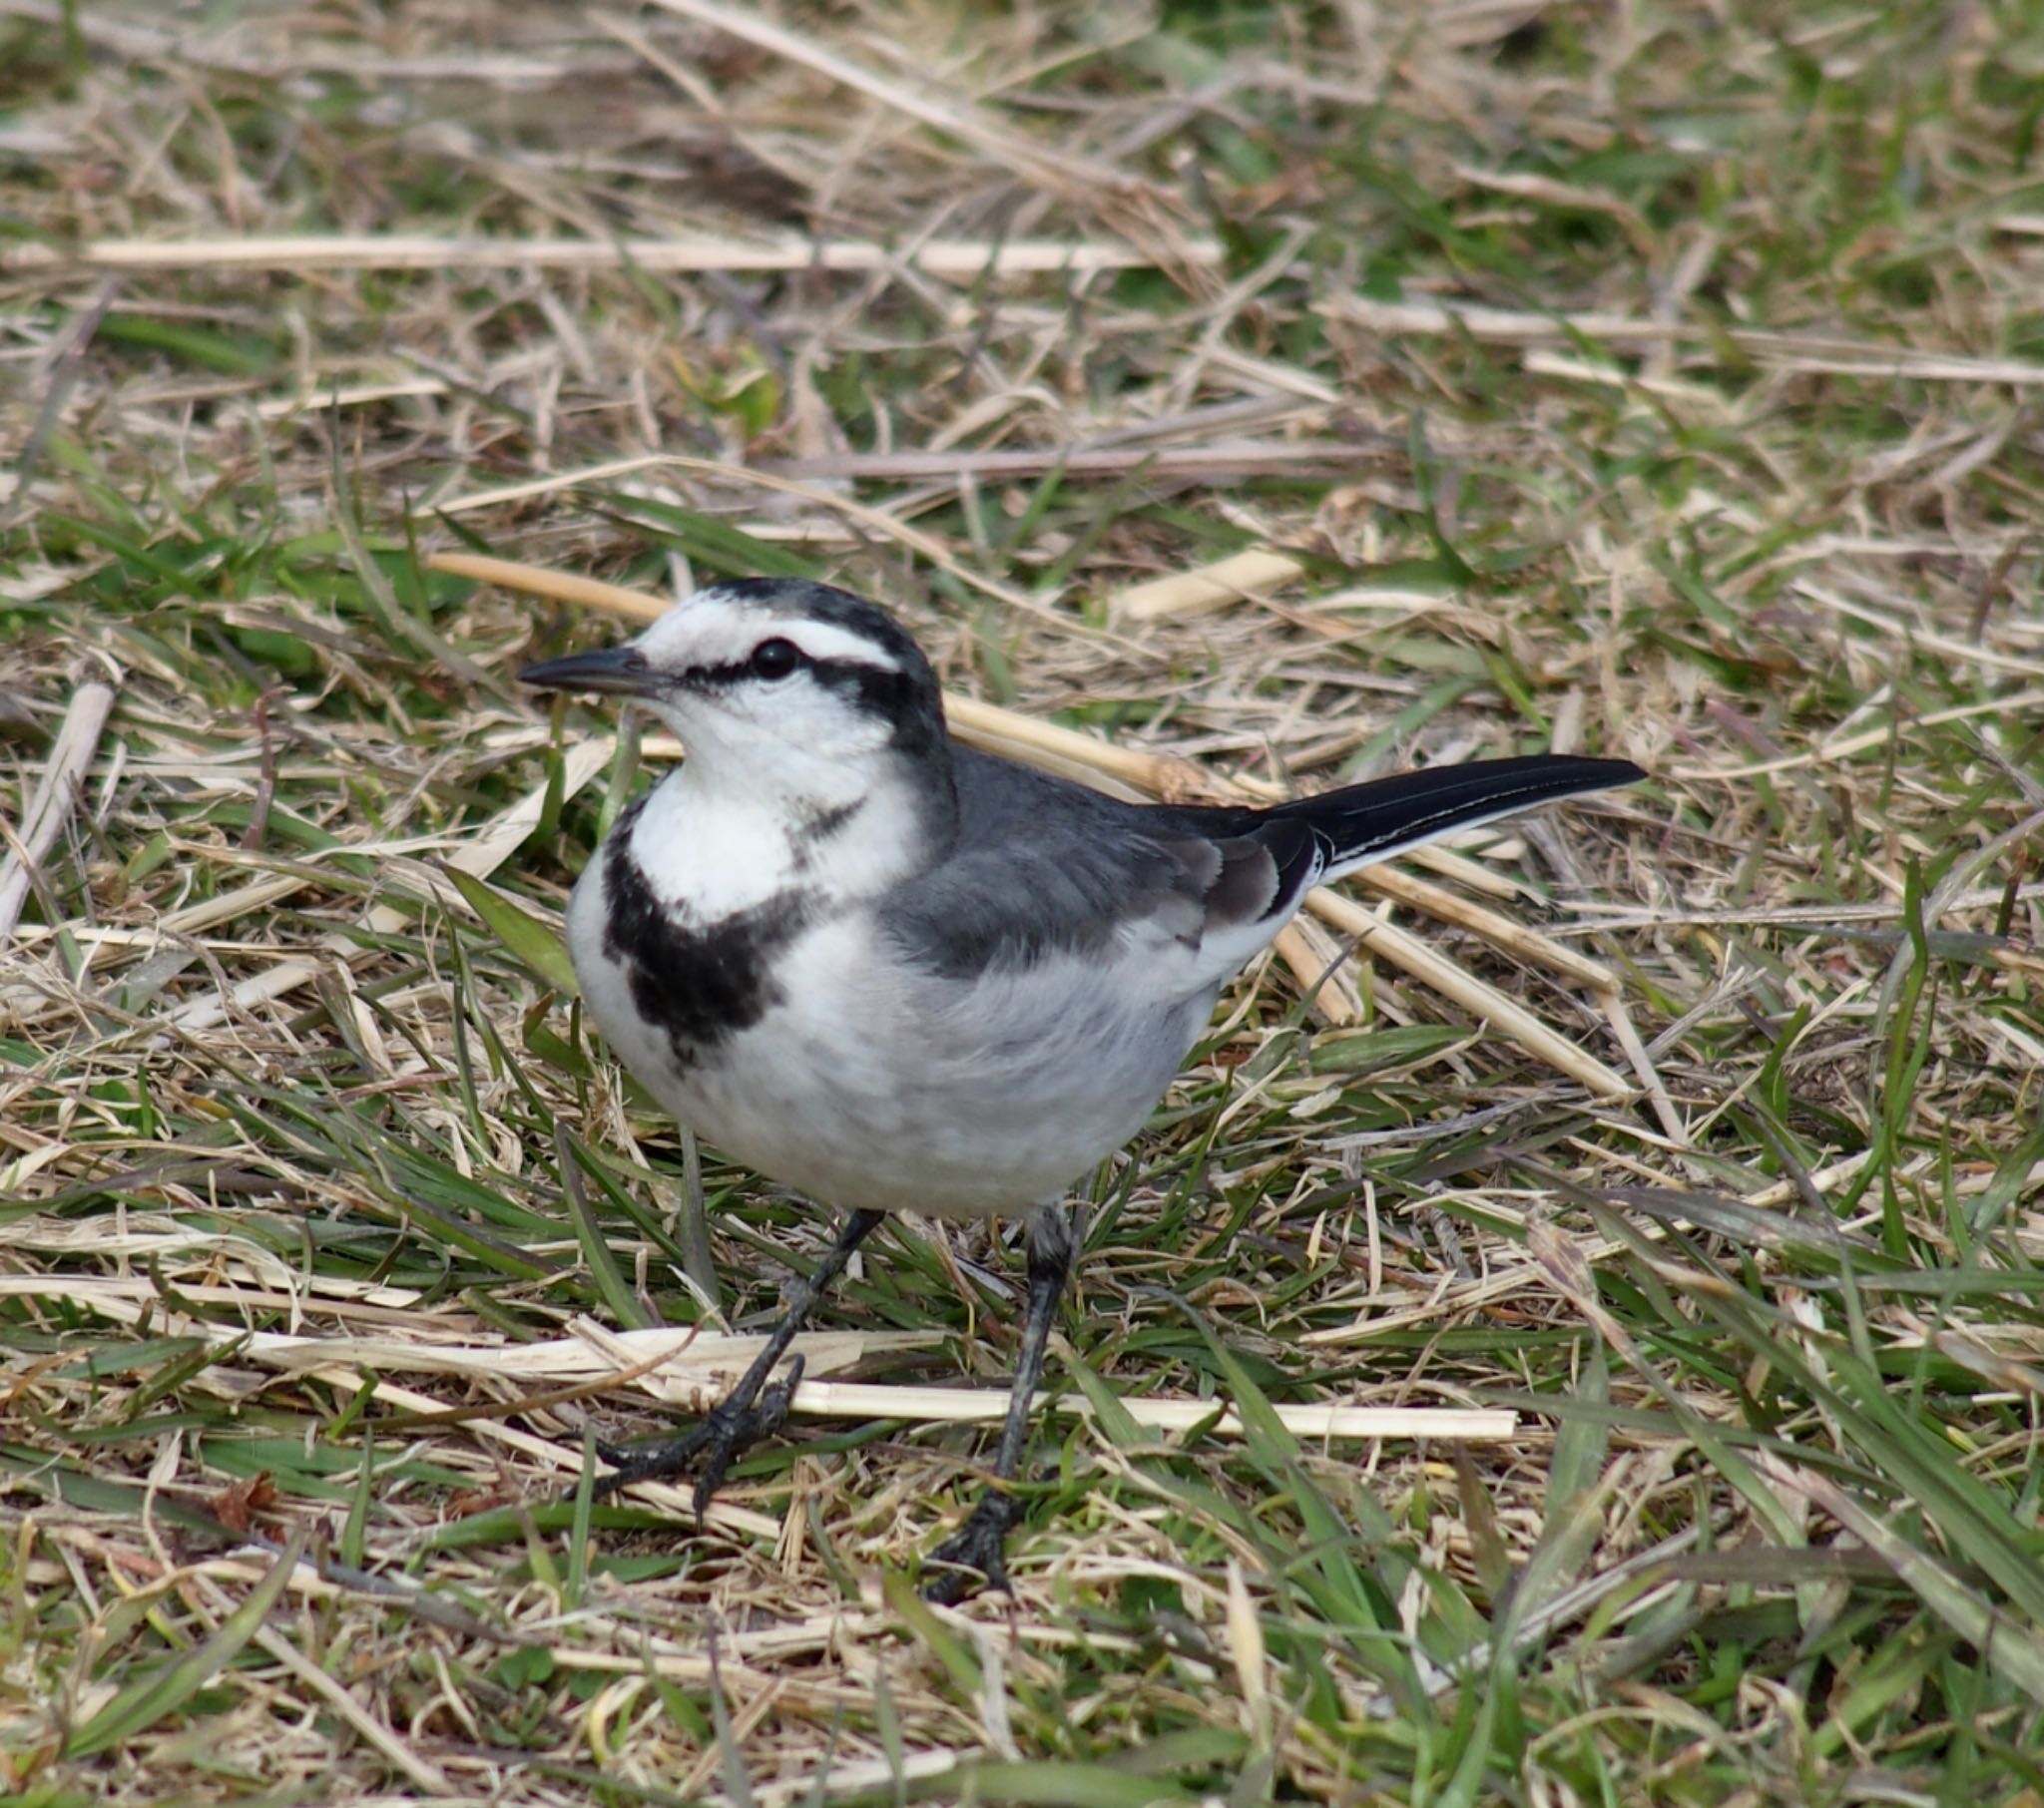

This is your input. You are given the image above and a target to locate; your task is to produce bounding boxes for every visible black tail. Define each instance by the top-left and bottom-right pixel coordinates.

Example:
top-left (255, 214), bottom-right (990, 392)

top-left (1172, 754), bottom-right (1642, 879)
top-left (1286, 754), bottom-right (1643, 875)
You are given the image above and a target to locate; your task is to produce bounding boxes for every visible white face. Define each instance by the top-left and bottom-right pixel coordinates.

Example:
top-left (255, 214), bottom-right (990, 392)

top-left (523, 582), bottom-right (957, 916)
top-left (627, 587), bottom-right (905, 766)
top-left (522, 579), bottom-right (948, 802)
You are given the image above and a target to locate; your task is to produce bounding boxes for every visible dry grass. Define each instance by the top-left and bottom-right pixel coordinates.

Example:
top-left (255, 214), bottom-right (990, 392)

top-left (6, 2), bottom-right (2044, 1804)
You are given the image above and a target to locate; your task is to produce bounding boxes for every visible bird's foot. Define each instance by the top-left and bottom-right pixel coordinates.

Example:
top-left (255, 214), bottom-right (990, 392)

top-left (592, 1357), bottom-right (805, 1526)
top-left (922, 1489), bottom-right (1025, 1604)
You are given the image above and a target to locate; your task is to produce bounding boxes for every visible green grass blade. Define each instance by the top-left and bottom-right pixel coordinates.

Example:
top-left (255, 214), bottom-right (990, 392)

top-left (445, 866), bottom-right (581, 996)
top-left (63, 1531), bottom-right (304, 1759)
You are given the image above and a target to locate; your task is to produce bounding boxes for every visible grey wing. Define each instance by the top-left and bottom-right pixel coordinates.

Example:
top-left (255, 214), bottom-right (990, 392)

top-left (884, 744), bottom-right (1643, 987)
top-left (878, 747), bottom-right (1319, 988)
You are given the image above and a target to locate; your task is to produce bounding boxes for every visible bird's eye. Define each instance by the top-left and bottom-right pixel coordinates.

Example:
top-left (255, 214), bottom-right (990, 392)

top-left (749, 638), bottom-right (802, 679)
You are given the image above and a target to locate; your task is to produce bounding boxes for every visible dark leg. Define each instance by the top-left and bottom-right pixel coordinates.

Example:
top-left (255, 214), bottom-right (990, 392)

top-left (924, 1202), bottom-right (1076, 1603)
top-left (592, 1207), bottom-right (885, 1524)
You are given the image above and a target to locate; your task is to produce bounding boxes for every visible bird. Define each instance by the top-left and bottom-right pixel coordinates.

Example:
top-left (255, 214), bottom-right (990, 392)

top-left (519, 577), bottom-right (1642, 1600)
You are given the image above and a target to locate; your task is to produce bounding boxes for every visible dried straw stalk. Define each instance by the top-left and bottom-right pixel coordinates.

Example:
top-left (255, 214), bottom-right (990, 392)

top-left (4, 1276), bottom-right (1516, 1443)
top-left (0, 662), bottom-right (118, 946)
top-left (2, 234), bottom-right (1218, 277)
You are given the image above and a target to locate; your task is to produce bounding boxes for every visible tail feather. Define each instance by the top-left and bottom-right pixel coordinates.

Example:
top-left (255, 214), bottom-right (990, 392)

top-left (1267, 754), bottom-right (1643, 880)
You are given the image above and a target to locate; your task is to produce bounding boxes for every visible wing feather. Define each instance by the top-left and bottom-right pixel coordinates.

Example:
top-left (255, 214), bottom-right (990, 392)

top-left (875, 746), bottom-right (1639, 993)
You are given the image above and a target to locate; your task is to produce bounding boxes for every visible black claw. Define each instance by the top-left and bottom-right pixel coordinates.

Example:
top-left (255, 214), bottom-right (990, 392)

top-left (923, 1490), bottom-right (1026, 1604)
top-left (685, 1356), bottom-right (804, 1525)
top-left (586, 1356), bottom-right (808, 1526)
top-left (589, 1420), bottom-right (714, 1497)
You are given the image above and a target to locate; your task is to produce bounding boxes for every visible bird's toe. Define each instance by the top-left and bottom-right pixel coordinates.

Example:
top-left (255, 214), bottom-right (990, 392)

top-left (922, 1490), bottom-right (1026, 1603)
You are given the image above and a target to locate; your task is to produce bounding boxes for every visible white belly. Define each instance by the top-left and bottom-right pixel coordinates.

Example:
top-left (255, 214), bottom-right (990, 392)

top-left (569, 869), bottom-right (1210, 1216)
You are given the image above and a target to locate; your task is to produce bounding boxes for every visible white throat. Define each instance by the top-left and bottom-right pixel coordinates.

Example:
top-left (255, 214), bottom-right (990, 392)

top-left (626, 746), bottom-right (939, 922)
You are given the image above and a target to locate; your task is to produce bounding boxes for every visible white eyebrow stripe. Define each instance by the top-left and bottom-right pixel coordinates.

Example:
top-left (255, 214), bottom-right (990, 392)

top-left (776, 620), bottom-right (903, 669)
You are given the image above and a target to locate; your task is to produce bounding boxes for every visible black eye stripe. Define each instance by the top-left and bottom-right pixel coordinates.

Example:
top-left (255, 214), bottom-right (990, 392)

top-left (631, 584), bottom-right (945, 755)
top-left (678, 651), bottom-right (901, 692)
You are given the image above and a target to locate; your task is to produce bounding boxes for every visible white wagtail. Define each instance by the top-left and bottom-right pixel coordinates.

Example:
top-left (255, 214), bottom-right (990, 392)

top-left (520, 577), bottom-right (1642, 1599)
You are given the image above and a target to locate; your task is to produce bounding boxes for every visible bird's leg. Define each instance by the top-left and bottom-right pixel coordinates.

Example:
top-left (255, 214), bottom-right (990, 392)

top-left (924, 1202), bottom-right (1076, 1602)
top-left (592, 1207), bottom-right (886, 1524)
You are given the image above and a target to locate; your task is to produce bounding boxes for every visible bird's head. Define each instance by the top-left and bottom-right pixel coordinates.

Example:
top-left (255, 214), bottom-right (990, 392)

top-left (521, 579), bottom-right (951, 795)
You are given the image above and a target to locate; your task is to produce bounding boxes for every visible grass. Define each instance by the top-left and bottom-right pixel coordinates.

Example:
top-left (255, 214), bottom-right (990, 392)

top-left (5, 1), bottom-right (2044, 1802)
